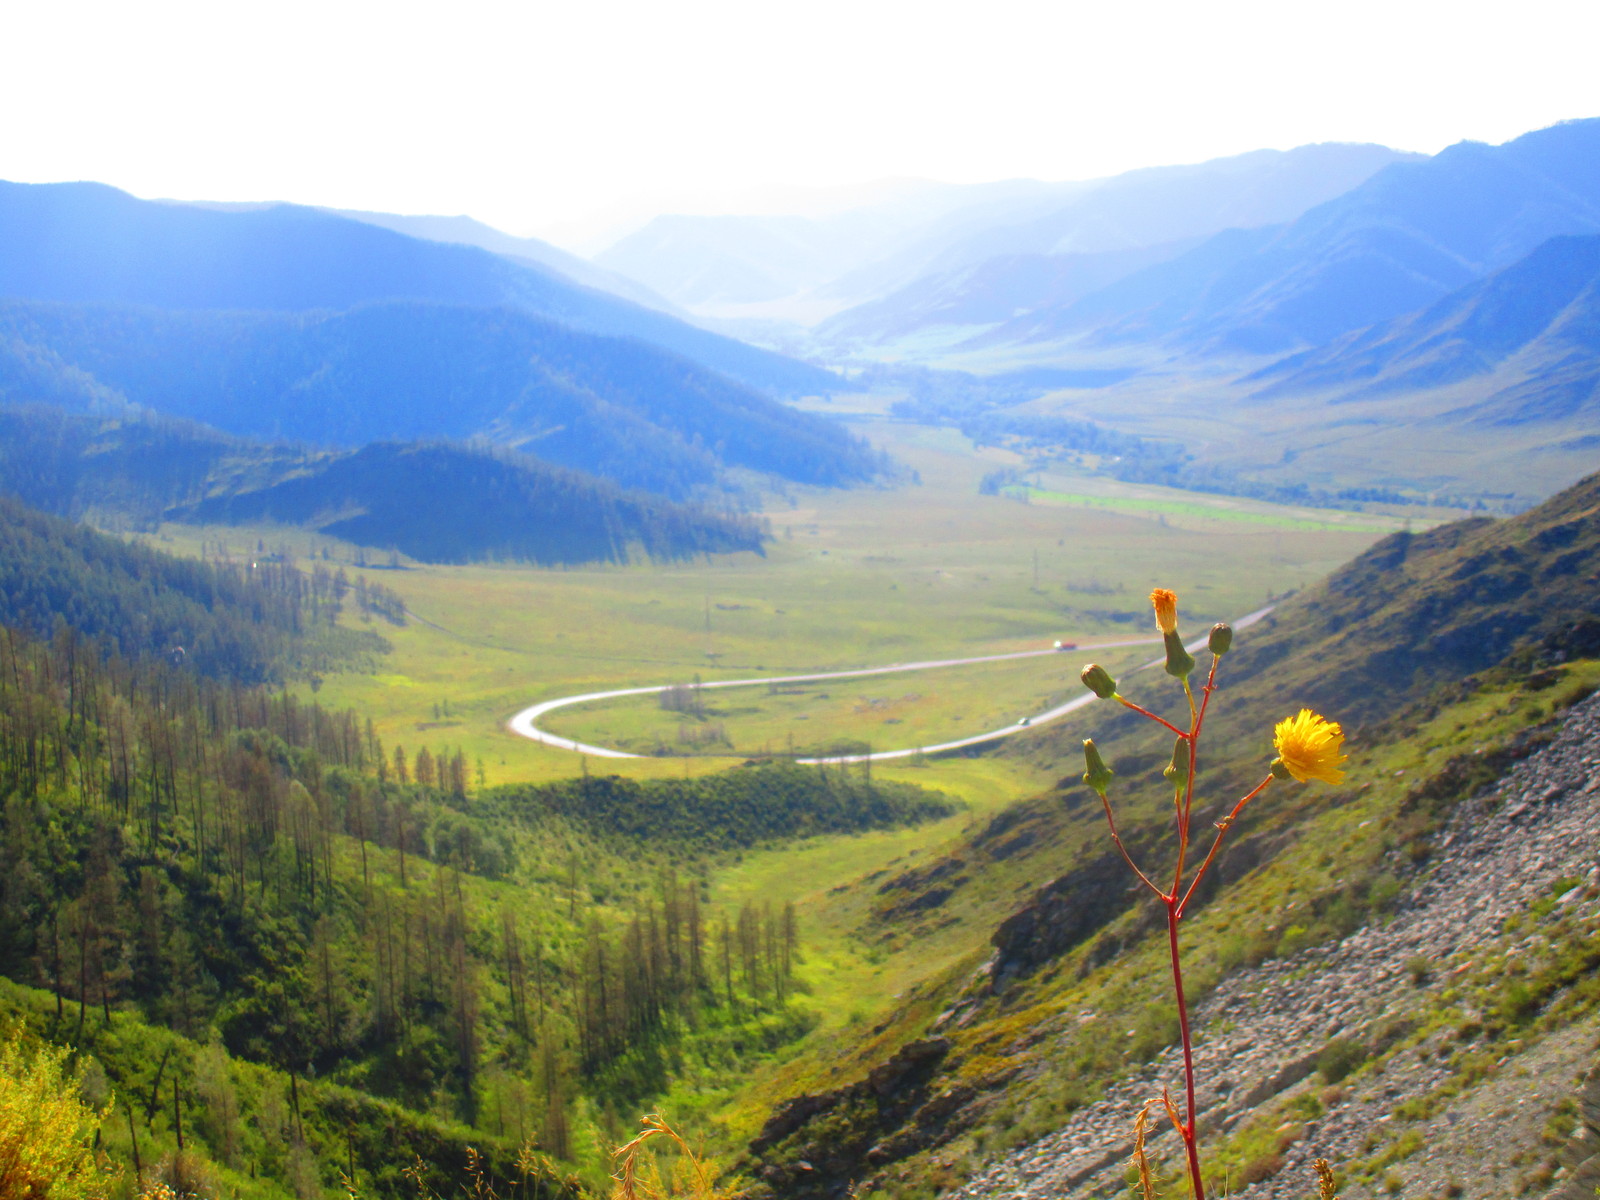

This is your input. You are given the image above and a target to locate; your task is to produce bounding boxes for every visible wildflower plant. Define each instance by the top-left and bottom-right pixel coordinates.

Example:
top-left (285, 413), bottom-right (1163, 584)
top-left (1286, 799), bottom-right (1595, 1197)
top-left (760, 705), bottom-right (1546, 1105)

top-left (1078, 589), bottom-right (1345, 1199)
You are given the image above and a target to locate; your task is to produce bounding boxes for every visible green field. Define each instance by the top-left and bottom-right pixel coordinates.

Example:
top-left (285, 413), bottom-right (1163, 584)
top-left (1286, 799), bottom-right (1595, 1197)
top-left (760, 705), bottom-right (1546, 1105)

top-left (999, 482), bottom-right (1405, 532)
top-left (540, 641), bottom-right (1163, 758)
top-left (145, 418), bottom-right (1395, 788)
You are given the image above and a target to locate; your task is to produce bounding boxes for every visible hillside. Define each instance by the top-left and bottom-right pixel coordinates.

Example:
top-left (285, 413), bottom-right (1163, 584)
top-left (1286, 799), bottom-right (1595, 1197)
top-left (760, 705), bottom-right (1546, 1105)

top-left (0, 491), bottom-right (390, 681)
top-left (0, 179), bottom-right (837, 395)
top-left (1246, 233), bottom-right (1600, 423)
top-left (977, 118), bottom-right (1600, 356)
top-left (0, 299), bottom-right (881, 496)
top-left (738, 465), bottom-right (1600, 1197)
top-left (0, 406), bottom-right (765, 565)
top-left (0, 593), bottom-right (959, 1196)
top-left (815, 240), bottom-right (1203, 346)
top-left (175, 441), bottom-right (766, 565)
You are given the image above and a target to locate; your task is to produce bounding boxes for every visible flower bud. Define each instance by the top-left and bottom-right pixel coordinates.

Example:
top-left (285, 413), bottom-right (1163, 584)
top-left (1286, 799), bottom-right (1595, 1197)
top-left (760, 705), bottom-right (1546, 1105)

top-left (1163, 736), bottom-right (1189, 788)
top-left (1150, 588), bottom-right (1179, 635)
top-left (1209, 623), bottom-right (1233, 656)
top-left (1082, 739), bottom-right (1114, 797)
top-left (1081, 663), bottom-right (1118, 699)
top-left (1163, 629), bottom-right (1196, 679)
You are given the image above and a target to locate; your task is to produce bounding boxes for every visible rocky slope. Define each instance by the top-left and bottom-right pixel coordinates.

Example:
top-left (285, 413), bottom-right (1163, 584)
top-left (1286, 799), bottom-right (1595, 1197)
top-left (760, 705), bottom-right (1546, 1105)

top-left (953, 690), bottom-right (1600, 1199)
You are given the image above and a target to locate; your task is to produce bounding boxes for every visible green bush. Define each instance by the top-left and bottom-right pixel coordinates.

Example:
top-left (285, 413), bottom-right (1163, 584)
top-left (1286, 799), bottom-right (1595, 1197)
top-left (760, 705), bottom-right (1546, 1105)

top-left (1316, 1037), bottom-right (1368, 1084)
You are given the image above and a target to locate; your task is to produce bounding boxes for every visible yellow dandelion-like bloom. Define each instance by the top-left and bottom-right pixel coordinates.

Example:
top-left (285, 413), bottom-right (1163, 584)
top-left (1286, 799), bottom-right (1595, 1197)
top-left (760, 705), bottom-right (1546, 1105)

top-left (1272, 709), bottom-right (1347, 784)
top-left (1150, 588), bottom-right (1179, 634)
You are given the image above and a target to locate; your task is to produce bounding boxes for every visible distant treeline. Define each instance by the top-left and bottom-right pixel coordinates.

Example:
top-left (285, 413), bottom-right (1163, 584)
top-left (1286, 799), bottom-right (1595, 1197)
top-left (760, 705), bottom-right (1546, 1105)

top-left (177, 440), bottom-right (768, 565)
top-left (0, 493), bottom-right (393, 682)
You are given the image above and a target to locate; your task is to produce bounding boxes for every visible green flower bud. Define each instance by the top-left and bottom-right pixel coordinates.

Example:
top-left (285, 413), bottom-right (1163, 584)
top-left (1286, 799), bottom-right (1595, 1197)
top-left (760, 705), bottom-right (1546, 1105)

top-left (1270, 757), bottom-right (1294, 781)
top-left (1082, 739), bottom-right (1114, 797)
top-left (1081, 663), bottom-right (1118, 699)
top-left (1163, 736), bottom-right (1190, 788)
top-left (1163, 629), bottom-right (1196, 679)
top-left (1209, 622), bottom-right (1233, 656)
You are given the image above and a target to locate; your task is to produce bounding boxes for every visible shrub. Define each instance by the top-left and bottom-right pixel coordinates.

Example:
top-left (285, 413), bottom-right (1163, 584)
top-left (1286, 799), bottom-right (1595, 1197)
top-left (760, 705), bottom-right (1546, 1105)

top-left (1316, 1037), bottom-right (1367, 1084)
top-left (0, 1031), bottom-right (118, 1200)
top-left (1238, 1154), bottom-right (1284, 1185)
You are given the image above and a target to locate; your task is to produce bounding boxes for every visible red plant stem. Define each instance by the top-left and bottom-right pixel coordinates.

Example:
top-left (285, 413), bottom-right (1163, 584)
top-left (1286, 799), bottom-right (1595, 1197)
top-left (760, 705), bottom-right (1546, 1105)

top-left (1102, 649), bottom-right (1233, 1199)
top-left (1098, 792), bottom-right (1165, 899)
top-left (1179, 775), bottom-right (1275, 918)
top-left (1168, 899), bottom-right (1206, 1199)
top-left (1115, 695), bottom-right (1187, 736)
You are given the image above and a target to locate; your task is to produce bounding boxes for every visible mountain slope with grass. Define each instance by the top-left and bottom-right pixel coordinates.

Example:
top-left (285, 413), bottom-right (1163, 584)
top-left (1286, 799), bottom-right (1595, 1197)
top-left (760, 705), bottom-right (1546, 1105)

top-left (0, 586), bottom-right (961, 1196)
top-left (0, 179), bottom-right (837, 395)
top-left (0, 490), bottom-right (389, 681)
top-left (0, 299), bottom-right (881, 495)
top-left (737, 465), bottom-right (1600, 1198)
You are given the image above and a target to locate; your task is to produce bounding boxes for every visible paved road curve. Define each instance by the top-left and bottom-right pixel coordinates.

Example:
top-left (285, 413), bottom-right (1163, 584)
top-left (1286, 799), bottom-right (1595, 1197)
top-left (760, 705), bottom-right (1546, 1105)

top-left (506, 607), bottom-right (1275, 765)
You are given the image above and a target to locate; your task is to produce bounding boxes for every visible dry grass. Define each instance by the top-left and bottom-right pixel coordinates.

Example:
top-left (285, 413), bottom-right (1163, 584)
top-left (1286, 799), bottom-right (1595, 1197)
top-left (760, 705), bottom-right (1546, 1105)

top-left (611, 1117), bottom-right (724, 1200)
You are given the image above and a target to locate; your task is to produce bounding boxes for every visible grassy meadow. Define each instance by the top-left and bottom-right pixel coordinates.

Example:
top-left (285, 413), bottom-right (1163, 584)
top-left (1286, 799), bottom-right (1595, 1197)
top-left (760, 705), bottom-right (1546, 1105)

top-left (138, 417), bottom-right (1405, 786)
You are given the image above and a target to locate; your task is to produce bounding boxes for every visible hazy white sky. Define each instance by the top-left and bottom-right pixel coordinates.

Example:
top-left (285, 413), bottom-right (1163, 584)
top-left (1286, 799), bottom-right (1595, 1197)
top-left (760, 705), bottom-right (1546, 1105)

top-left (3, 0), bottom-right (1598, 249)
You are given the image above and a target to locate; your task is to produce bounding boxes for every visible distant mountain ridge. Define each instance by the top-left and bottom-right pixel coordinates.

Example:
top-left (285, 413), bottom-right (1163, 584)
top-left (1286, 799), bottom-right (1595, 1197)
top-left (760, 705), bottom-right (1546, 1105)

top-left (324, 207), bottom-right (686, 316)
top-left (596, 143), bottom-right (1413, 340)
top-left (983, 118), bottom-right (1600, 357)
top-left (0, 298), bottom-right (880, 497)
top-left (1247, 234), bottom-right (1600, 422)
top-left (0, 179), bottom-right (837, 395)
top-left (828, 142), bottom-right (1413, 320)
top-left (0, 405), bottom-right (765, 565)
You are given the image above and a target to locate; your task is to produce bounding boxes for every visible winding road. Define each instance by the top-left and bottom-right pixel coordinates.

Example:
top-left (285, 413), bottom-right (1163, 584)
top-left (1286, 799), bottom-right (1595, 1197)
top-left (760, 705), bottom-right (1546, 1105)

top-left (507, 606), bottom-right (1275, 765)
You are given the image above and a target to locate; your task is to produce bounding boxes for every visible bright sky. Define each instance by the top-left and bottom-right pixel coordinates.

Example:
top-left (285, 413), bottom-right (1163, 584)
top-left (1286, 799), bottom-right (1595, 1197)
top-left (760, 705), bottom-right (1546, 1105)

top-left (3, 0), bottom-right (1598, 249)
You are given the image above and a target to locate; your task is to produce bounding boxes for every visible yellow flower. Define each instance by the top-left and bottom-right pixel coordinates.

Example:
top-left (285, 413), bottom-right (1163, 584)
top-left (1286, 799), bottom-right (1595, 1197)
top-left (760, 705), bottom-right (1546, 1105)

top-left (1150, 588), bottom-right (1179, 634)
top-left (1272, 709), bottom-right (1347, 784)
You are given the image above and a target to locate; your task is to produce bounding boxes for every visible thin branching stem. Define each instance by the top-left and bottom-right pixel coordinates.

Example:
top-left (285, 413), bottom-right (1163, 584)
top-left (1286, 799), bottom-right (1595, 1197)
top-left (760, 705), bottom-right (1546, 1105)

top-left (1115, 695), bottom-right (1187, 736)
top-left (1177, 774), bottom-right (1275, 918)
top-left (1097, 792), bottom-right (1166, 899)
top-left (1098, 638), bottom-right (1248, 1200)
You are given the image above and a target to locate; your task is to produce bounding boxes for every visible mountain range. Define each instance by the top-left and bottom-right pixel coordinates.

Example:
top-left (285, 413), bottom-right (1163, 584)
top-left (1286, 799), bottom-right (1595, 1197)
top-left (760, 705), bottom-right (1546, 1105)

top-left (0, 179), bottom-right (835, 396)
top-left (849, 119), bottom-right (1600, 361)
top-left (0, 298), bottom-right (877, 497)
top-left (593, 143), bottom-right (1412, 337)
top-left (587, 119), bottom-right (1600, 397)
top-left (1246, 233), bottom-right (1600, 424)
